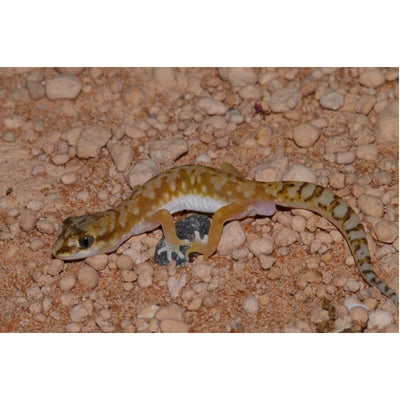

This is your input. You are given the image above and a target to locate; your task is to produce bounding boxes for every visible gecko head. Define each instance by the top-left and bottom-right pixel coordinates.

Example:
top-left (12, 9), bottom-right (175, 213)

top-left (52, 212), bottom-right (117, 260)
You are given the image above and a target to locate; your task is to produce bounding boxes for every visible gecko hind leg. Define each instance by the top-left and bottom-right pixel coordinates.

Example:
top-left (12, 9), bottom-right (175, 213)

top-left (186, 200), bottom-right (276, 260)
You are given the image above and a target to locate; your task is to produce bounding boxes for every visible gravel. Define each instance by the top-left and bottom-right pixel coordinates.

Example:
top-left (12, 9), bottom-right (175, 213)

top-left (0, 67), bottom-right (398, 334)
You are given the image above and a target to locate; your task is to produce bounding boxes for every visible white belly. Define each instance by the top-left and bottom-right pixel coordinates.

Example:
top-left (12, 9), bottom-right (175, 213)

top-left (163, 194), bottom-right (228, 214)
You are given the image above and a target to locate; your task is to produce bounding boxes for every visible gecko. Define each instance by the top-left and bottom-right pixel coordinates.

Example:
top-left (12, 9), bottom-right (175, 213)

top-left (52, 163), bottom-right (399, 308)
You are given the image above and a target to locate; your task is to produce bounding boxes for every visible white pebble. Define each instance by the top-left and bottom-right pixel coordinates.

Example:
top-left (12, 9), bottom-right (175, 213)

top-left (45, 75), bottom-right (82, 100)
top-left (217, 221), bottom-right (246, 254)
top-left (46, 259), bottom-right (64, 275)
top-left (292, 123), bottom-right (320, 148)
top-left (270, 87), bottom-right (302, 113)
top-left (359, 68), bottom-right (385, 88)
top-left (358, 195), bottom-right (384, 218)
top-left (374, 220), bottom-right (398, 243)
top-left (2, 132), bottom-right (16, 142)
top-left (108, 142), bottom-right (133, 172)
top-left (349, 306), bottom-right (369, 326)
top-left (375, 101), bottom-right (398, 144)
top-left (282, 164), bottom-right (317, 183)
top-left (36, 219), bottom-right (55, 234)
top-left (76, 126), bottom-right (112, 159)
top-left (218, 67), bottom-right (258, 87)
top-left (85, 254), bottom-right (109, 271)
top-left (66, 322), bottom-right (81, 333)
top-left (225, 110), bottom-right (244, 124)
top-left (336, 151), bottom-right (356, 164)
top-left (77, 266), bottom-right (99, 289)
top-left (59, 275), bottom-right (76, 291)
top-left (126, 159), bottom-right (159, 189)
top-left (319, 90), bottom-right (344, 110)
top-left (238, 84), bottom-right (262, 100)
top-left (137, 304), bottom-right (160, 319)
top-left (344, 278), bottom-right (362, 293)
top-left (258, 255), bottom-right (275, 270)
top-left (160, 320), bottom-right (189, 333)
top-left (273, 226), bottom-right (299, 247)
top-left (51, 153), bottom-right (70, 165)
top-left (19, 211), bottom-right (38, 232)
top-left (138, 270), bottom-right (152, 288)
top-left (195, 98), bottom-right (228, 115)
top-left (155, 303), bottom-right (184, 321)
top-left (243, 294), bottom-right (259, 314)
top-left (69, 303), bottom-right (89, 322)
top-left (248, 236), bottom-right (274, 257)
top-left (148, 138), bottom-right (188, 164)
top-left (367, 310), bottom-right (393, 330)
top-left (356, 144), bottom-right (378, 161)
top-left (60, 172), bottom-right (77, 185)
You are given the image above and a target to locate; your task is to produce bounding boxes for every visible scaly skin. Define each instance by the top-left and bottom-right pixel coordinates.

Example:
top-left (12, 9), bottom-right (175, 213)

top-left (53, 163), bottom-right (399, 307)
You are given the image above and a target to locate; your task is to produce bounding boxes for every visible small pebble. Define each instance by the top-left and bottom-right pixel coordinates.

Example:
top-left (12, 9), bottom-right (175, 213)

top-left (155, 303), bottom-right (184, 321)
top-left (375, 101), bottom-right (398, 144)
top-left (243, 294), bottom-right (259, 314)
top-left (292, 123), bottom-right (320, 148)
top-left (69, 303), bottom-right (89, 322)
top-left (47, 259), bottom-right (64, 275)
top-left (148, 139), bottom-right (188, 164)
top-left (336, 151), bottom-right (356, 164)
top-left (85, 254), bottom-right (109, 271)
top-left (344, 278), bottom-right (362, 293)
top-left (282, 164), bottom-right (317, 183)
top-left (218, 67), bottom-right (258, 87)
top-left (108, 142), bottom-right (133, 172)
top-left (59, 275), bottom-right (76, 291)
top-left (19, 211), bottom-right (38, 232)
top-left (160, 320), bottom-right (189, 333)
top-left (36, 219), bottom-right (55, 234)
top-left (120, 269), bottom-right (138, 282)
top-left (76, 126), bottom-right (112, 159)
top-left (29, 238), bottom-right (46, 251)
top-left (66, 322), bottom-right (81, 333)
top-left (45, 75), bottom-right (82, 100)
top-left (137, 304), bottom-right (160, 319)
top-left (77, 266), bottom-right (99, 289)
top-left (270, 87), bottom-right (302, 113)
top-left (60, 172), bottom-right (77, 185)
top-left (2, 132), bottom-right (16, 142)
top-left (167, 274), bottom-right (187, 298)
top-left (349, 306), bottom-right (369, 326)
top-left (51, 154), bottom-right (70, 166)
top-left (187, 297), bottom-right (202, 311)
top-left (374, 220), bottom-right (398, 243)
top-left (217, 221), bottom-right (246, 254)
top-left (126, 159), bottom-right (159, 189)
top-left (358, 195), bottom-right (384, 218)
top-left (248, 237), bottom-right (274, 257)
top-left (367, 310), bottom-right (393, 330)
top-left (273, 226), bottom-right (298, 247)
top-left (138, 270), bottom-right (152, 288)
top-left (359, 68), bottom-right (385, 88)
top-left (116, 254), bottom-right (134, 270)
top-left (356, 144), bottom-right (378, 161)
top-left (195, 98), bottom-right (228, 115)
top-left (319, 90), bottom-right (344, 110)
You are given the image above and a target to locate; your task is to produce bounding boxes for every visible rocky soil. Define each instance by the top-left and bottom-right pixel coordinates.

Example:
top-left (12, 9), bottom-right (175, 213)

top-left (0, 67), bottom-right (398, 333)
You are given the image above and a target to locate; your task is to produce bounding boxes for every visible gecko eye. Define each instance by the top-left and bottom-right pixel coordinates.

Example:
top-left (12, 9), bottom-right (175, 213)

top-left (78, 236), bottom-right (94, 249)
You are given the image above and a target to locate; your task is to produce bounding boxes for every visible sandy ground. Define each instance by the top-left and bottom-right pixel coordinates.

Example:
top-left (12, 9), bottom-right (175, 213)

top-left (0, 67), bottom-right (398, 333)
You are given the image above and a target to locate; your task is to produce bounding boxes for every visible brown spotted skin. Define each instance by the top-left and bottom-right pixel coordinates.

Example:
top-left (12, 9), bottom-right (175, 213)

top-left (53, 164), bottom-right (399, 307)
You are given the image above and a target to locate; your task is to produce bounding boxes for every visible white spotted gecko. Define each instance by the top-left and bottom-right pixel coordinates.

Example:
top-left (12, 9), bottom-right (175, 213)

top-left (53, 163), bottom-right (399, 307)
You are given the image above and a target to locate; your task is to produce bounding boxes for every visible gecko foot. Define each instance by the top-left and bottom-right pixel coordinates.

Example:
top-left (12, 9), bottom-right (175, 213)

top-left (154, 214), bottom-right (210, 266)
